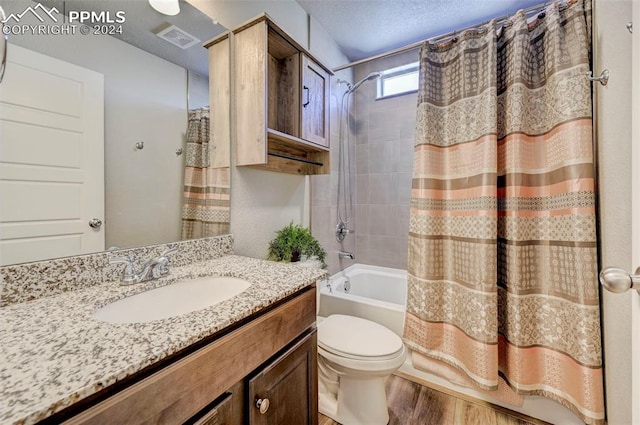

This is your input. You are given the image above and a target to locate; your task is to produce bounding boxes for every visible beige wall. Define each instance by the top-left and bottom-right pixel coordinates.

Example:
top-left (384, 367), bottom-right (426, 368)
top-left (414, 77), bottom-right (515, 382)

top-left (596, 0), bottom-right (634, 423)
top-left (231, 169), bottom-right (309, 259)
top-left (188, 70), bottom-right (209, 110)
top-left (8, 17), bottom-right (190, 250)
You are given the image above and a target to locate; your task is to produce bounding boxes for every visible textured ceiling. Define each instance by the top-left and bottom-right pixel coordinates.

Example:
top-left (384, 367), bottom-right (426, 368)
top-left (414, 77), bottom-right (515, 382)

top-left (33, 0), bottom-right (546, 76)
top-left (39, 0), bottom-right (226, 76)
top-left (296, 0), bottom-right (544, 62)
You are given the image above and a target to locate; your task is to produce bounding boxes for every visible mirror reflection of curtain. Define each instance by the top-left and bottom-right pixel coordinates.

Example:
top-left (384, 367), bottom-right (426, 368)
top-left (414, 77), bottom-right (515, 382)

top-left (181, 108), bottom-right (230, 239)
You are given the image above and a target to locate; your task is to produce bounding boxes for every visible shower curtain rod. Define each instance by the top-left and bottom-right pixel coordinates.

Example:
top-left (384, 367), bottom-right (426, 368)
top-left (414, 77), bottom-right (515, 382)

top-left (332, 1), bottom-right (550, 72)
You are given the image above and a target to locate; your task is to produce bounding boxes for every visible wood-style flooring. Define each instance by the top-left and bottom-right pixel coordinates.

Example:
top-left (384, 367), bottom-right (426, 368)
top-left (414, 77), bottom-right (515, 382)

top-left (318, 375), bottom-right (549, 425)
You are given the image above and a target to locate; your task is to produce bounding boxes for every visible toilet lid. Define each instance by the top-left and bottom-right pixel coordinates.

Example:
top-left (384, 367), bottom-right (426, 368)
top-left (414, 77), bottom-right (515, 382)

top-left (317, 314), bottom-right (404, 358)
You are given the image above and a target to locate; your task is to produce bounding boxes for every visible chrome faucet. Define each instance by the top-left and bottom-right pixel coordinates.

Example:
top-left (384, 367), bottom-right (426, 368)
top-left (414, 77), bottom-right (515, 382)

top-left (109, 245), bottom-right (179, 285)
top-left (338, 250), bottom-right (355, 260)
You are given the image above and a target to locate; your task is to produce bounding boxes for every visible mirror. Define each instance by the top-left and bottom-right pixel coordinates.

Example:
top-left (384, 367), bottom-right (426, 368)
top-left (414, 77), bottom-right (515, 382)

top-left (0, 0), bottom-right (230, 265)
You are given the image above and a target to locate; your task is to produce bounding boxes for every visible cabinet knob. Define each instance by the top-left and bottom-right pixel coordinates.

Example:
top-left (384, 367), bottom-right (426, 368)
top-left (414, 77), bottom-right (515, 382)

top-left (255, 398), bottom-right (270, 414)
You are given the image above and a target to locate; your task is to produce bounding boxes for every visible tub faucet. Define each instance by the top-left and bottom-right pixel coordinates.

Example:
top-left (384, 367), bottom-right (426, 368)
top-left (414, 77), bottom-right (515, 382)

top-left (338, 251), bottom-right (355, 260)
top-left (323, 278), bottom-right (333, 294)
top-left (109, 245), bottom-right (179, 285)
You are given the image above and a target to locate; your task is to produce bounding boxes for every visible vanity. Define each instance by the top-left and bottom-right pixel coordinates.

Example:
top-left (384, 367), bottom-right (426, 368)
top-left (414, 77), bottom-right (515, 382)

top-left (0, 3), bottom-right (329, 424)
top-left (0, 240), bottom-right (325, 425)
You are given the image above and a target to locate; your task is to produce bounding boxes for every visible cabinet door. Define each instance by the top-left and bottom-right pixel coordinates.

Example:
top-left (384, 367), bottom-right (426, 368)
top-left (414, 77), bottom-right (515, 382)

top-left (191, 393), bottom-right (234, 425)
top-left (208, 35), bottom-right (231, 169)
top-left (301, 55), bottom-right (330, 148)
top-left (248, 330), bottom-right (318, 425)
top-left (235, 21), bottom-right (268, 166)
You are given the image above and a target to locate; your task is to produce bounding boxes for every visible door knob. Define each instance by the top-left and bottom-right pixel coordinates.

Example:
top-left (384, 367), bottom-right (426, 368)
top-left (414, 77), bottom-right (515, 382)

top-left (255, 398), bottom-right (270, 414)
top-left (599, 267), bottom-right (640, 293)
top-left (88, 218), bottom-right (103, 229)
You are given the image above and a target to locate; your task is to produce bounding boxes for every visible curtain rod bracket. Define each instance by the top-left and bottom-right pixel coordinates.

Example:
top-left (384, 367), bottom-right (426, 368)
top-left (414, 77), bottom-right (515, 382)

top-left (586, 69), bottom-right (609, 86)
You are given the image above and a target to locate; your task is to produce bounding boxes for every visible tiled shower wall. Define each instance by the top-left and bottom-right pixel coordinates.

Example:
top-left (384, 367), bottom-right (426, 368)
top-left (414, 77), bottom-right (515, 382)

top-left (311, 69), bottom-right (356, 275)
top-left (311, 49), bottom-right (418, 273)
top-left (353, 50), bottom-right (418, 269)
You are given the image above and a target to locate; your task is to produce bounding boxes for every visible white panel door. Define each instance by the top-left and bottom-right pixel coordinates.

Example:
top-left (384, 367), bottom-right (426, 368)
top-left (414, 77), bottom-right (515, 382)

top-left (0, 44), bottom-right (104, 265)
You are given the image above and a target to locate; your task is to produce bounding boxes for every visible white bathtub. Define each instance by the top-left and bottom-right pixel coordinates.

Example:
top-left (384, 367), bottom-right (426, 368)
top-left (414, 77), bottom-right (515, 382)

top-left (318, 263), bottom-right (407, 336)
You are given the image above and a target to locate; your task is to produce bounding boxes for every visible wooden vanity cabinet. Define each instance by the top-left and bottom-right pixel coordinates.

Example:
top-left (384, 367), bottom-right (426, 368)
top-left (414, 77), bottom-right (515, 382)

top-left (248, 331), bottom-right (318, 425)
top-left (61, 287), bottom-right (317, 425)
top-left (233, 14), bottom-right (332, 175)
top-left (190, 392), bottom-right (235, 425)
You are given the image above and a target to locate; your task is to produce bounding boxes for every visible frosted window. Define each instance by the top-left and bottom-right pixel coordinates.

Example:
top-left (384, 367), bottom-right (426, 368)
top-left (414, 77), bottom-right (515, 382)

top-left (377, 62), bottom-right (419, 99)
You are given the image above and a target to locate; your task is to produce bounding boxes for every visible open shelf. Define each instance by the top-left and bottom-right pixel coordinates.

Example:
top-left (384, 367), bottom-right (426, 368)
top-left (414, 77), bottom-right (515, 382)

top-left (246, 128), bottom-right (329, 175)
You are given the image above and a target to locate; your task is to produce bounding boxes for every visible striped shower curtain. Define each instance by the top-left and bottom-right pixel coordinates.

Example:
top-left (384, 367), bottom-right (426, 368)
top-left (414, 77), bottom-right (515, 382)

top-left (403, 1), bottom-right (604, 423)
top-left (181, 108), bottom-right (230, 239)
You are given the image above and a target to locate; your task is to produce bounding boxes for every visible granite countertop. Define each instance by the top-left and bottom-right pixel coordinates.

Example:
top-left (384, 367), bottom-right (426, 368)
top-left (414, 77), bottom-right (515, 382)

top-left (0, 255), bottom-right (325, 425)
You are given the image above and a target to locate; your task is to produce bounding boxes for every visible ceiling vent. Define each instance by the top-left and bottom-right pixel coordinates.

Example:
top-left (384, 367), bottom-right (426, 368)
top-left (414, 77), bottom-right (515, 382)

top-left (156, 25), bottom-right (201, 49)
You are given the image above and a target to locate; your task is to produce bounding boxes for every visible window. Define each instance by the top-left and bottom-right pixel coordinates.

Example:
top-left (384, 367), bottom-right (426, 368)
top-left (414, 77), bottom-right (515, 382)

top-left (376, 62), bottom-right (419, 99)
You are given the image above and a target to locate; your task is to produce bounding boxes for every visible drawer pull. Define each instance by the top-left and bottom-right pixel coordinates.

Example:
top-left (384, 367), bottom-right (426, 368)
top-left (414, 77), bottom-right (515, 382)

top-left (255, 398), bottom-right (270, 414)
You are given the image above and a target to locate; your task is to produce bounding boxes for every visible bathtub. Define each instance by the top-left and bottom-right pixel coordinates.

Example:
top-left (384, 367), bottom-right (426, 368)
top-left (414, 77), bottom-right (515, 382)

top-left (318, 263), bottom-right (407, 336)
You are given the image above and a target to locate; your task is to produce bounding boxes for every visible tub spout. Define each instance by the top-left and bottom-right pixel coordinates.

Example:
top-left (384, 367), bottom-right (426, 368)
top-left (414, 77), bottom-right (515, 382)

top-left (338, 251), bottom-right (355, 260)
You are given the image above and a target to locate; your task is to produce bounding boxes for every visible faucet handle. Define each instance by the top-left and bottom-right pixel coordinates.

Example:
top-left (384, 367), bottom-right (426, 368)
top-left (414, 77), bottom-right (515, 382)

top-left (108, 255), bottom-right (138, 285)
top-left (154, 244), bottom-right (178, 278)
top-left (336, 222), bottom-right (355, 242)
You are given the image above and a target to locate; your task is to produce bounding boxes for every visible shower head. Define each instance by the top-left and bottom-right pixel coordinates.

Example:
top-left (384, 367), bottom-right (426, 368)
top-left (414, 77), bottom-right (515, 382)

top-left (348, 72), bottom-right (382, 93)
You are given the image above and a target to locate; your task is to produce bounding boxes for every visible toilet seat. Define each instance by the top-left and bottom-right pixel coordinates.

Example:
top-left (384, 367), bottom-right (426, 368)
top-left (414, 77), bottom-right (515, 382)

top-left (318, 314), bottom-right (404, 361)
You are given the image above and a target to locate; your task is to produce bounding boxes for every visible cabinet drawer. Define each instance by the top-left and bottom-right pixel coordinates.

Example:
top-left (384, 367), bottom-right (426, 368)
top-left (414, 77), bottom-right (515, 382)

top-left (63, 287), bottom-right (316, 425)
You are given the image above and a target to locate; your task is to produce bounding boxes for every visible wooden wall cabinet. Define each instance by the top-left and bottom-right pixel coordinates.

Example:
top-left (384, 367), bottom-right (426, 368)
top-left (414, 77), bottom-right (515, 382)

top-left (205, 32), bottom-right (231, 169)
top-left (61, 287), bottom-right (317, 425)
top-left (233, 15), bottom-right (332, 175)
top-left (301, 55), bottom-right (330, 149)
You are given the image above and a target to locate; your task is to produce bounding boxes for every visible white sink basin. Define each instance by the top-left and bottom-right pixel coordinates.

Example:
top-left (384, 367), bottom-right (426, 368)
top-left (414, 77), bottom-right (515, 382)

top-left (92, 276), bottom-right (251, 324)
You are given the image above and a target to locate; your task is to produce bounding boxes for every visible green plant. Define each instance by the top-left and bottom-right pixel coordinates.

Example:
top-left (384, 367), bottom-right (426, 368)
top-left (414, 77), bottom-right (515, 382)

top-left (267, 222), bottom-right (327, 267)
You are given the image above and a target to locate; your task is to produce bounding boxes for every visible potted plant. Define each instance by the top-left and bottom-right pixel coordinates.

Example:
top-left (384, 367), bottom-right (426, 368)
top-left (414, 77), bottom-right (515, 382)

top-left (267, 222), bottom-right (327, 268)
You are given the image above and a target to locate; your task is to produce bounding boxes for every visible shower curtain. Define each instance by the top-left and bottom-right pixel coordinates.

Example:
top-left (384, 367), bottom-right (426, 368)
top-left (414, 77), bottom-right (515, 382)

top-left (403, 1), bottom-right (604, 423)
top-left (181, 108), bottom-right (230, 239)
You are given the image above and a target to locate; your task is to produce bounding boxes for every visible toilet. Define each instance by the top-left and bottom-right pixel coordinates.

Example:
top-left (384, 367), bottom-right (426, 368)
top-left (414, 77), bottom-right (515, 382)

top-left (317, 314), bottom-right (407, 425)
